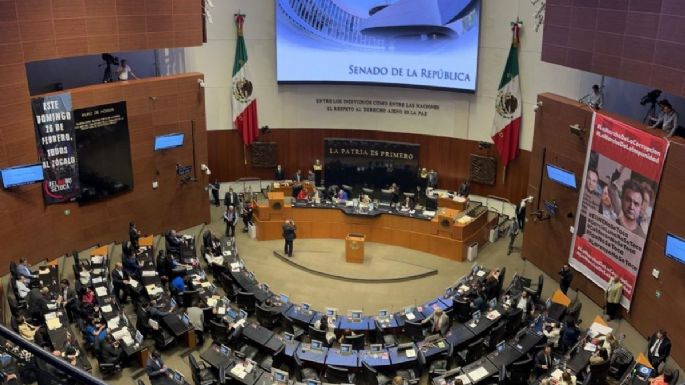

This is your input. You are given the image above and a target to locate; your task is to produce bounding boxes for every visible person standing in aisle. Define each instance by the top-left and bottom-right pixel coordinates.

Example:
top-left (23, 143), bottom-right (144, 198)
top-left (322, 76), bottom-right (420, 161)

top-left (282, 219), bottom-right (296, 257)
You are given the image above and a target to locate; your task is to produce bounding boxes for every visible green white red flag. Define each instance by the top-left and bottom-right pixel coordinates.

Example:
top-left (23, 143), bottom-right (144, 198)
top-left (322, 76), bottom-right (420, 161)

top-left (232, 14), bottom-right (259, 146)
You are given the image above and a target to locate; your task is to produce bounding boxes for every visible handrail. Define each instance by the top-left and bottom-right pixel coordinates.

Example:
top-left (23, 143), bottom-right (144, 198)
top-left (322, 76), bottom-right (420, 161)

top-left (0, 324), bottom-right (110, 385)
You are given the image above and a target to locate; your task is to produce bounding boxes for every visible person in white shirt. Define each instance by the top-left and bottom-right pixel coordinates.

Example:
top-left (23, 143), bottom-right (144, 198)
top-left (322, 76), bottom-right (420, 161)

top-left (543, 322), bottom-right (561, 348)
top-left (15, 276), bottom-right (30, 299)
top-left (649, 99), bottom-right (678, 137)
top-left (117, 59), bottom-right (138, 81)
top-left (587, 85), bottom-right (603, 109)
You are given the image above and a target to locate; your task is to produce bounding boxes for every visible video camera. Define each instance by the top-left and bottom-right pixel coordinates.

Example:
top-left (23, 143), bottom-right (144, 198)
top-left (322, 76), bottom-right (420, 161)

top-left (640, 89), bottom-right (661, 106)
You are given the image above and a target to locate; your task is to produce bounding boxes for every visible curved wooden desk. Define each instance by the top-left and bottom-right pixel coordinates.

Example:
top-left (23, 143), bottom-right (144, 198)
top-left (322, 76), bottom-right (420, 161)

top-left (253, 202), bottom-right (497, 262)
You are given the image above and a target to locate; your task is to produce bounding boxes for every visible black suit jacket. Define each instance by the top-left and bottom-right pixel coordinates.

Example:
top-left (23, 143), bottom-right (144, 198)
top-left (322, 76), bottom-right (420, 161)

top-left (648, 335), bottom-right (671, 359)
top-left (102, 342), bottom-right (122, 364)
top-left (111, 269), bottom-right (129, 286)
top-left (534, 350), bottom-right (552, 371)
top-left (224, 192), bottom-right (239, 207)
top-left (274, 169), bottom-right (285, 180)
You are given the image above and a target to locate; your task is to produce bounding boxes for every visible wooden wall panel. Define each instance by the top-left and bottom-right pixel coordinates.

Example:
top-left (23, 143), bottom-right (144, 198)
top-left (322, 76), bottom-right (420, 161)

top-left (0, 0), bottom-right (203, 64)
top-left (522, 92), bottom-right (685, 364)
top-left (207, 129), bottom-right (531, 204)
top-left (0, 73), bottom-right (210, 275)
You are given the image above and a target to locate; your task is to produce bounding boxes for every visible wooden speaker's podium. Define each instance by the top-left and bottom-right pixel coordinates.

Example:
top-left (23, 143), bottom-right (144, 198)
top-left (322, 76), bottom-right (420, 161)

top-left (438, 195), bottom-right (468, 210)
top-left (268, 192), bottom-right (285, 220)
top-left (345, 233), bottom-right (365, 263)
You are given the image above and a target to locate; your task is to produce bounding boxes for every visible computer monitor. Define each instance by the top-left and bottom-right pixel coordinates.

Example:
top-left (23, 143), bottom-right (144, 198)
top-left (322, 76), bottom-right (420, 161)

top-left (306, 380), bottom-right (321, 385)
top-left (404, 306), bottom-right (414, 314)
top-left (181, 313), bottom-right (190, 326)
top-left (340, 344), bottom-right (352, 354)
top-left (247, 271), bottom-right (254, 280)
top-left (350, 310), bottom-right (363, 320)
top-left (283, 332), bottom-right (294, 342)
top-left (135, 330), bottom-right (143, 344)
top-left (240, 309), bottom-right (248, 320)
top-left (488, 298), bottom-right (497, 309)
top-left (311, 340), bottom-right (323, 350)
top-left (227, 308), bottom-right (238, 320)
top-left (496, 340), bottom-right (506, 353)
top-left (154, 133), bottom-right (184, 151)
top-left (545, 298), bottom-right (552, 308)
top-left (370, 344), bottom-right (383, 353)
top-left (325, 307), bottom-right (337, 317)
top-left (170, 298), bottom-right (176, 308)
top-left (272, 368), bottom-right (289, 383)
top-left (220, 344), bottom-right (231, 356)
top-left (635, 364), bottom-right (653, 378)
top-left (279, 294), bottom-right (289, 303)
top-left (302, 303), bottom-right (310, 311)
top-left (221, 296), bottom-right (230, 305)
top-left (173, 371), bottom-right (184, 383)
top-left (378, 310), bottom-right (389, 318)
top-left (472, 310), bottom-right (481, 320)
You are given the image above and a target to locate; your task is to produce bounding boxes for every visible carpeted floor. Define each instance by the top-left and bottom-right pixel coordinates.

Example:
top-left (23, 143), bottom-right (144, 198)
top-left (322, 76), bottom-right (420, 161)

top-left (5, 200), bottom-right (681, 384)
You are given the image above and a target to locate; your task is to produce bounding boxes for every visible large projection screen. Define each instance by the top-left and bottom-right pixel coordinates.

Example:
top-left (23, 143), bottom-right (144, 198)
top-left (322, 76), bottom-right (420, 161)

top-left (276, 0), bottom-right (481, 92)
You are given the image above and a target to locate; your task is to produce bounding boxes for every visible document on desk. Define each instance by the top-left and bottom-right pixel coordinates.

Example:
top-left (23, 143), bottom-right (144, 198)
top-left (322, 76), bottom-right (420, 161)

top-left (467, 367), bottom-right (489, 382)
top-left (583, 343), bottom-right (597, 352)
top-left (589, 322), bottom-right (612, 336)
top-left (486, 310), bottom-right (501, 320)
top-left (142, 270), bottom-right (156, 277)
top-left (456, 374), bottom-right (472, 385)
top-left (46, 317), bottom-right (62, 330)
top-left (476, 270), bottom-right (486, 277)
top-left (405, 312), bottom-right (415, 321)
top-left (101, 305), bottom-right (113, 313)
top-left (95, 286), bottom-right (108, 296)
top-left (91, 255), bottom-right (105, 264)
top-left (128, 279), bottom-right (139, 288)
top-left (206, 298), bottom-right (217, 307)
top-left (551, 369), bottom-right (564, 380)
top-left (108, 317), bottom-right (120, 330)
top-left (223, 251), bottom-right (232, 257)
top-left (230, 365), bottom-right (247, 379)
top-left (459, 285), bottom-right (471, 292)
top-left (405, 349), bottom-right (417, 358)
top-left (423, 210), bottom-right (436, 217)
top-left (201, 281), bottom-right (211, 288)
top-left (92, 277), bottom-right (103, 284)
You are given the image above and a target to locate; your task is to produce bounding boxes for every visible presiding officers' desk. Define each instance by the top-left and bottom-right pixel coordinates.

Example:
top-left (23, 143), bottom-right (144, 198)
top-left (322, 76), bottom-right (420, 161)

top-left (253, 199), bottom-right (496, 261)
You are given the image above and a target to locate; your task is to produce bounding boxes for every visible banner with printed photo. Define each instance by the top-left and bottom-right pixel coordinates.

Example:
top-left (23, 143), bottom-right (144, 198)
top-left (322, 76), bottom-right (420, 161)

top-left (570, 113), bottom-right (669, 309)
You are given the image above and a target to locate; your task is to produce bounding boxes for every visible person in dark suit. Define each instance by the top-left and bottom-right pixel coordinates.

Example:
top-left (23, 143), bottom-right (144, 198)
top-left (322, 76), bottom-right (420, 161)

top-left (101, 335), bottom-right (123, 365)
top-left (111, 263), bottom-right (130, 304)
top-left (458, 180), bottom-right (471, 197)
top-left (559, 319), bottom-right (580, 353)
top-left (647, 330), bottom-right (671, 370)
top-left (282, 219), bottom-right (297, 257)
top-left (129, 222), bottom-right (140, 249)
top-left (534, 345), bottom-right (553, 376)
top-left (242, 201), bottom-right (253, 233)
top-left (274, 164), bottom-right (285, 180)
top-left (59, 279), bottom-right (78, 323)
top-left (209, 180), bottom-right (220, 206)
top-left (146, 349), bottom-right (174, 385)
top-left (558, 264), bottom-right (573, 295)
top-left (293, 169), bottom-right (302, 183)
top-left (27, 287), bottom-right (49, 324)
top-left (224, 187), bottom-right (239, 207)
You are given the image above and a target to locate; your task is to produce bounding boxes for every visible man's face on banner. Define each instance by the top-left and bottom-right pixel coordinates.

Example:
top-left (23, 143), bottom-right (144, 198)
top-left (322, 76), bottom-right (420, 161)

top-left (621, 188), bottom-right (643, 221)
top-left (586, 170), bottom-right (598, 193)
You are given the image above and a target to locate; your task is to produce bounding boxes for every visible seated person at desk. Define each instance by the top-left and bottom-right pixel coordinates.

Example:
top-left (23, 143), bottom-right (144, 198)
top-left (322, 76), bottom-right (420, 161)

top-left (147, 349), bottom-right (176, 385)
top-left (392, 375), bottom-right (407, 385)
top-left (15, 276), bottom-right (30, 299)
top-left (338, 328), bottom-right (359, 344)
top-left (16, 316), bottom-right (40, 342)
top-left (515, 291), bottom-right (534, 320)
top-left (27, 287), bottom-right (50, 323)
top-left (165, 230), bottom-right (185, 254)
top-left (422, 307), bottom-right (450, 336)
top-left (470, 285), bottom-right (487, 312)
top-left (149, 299), bottom-right (174, 318)
top-left (647, 330), bottom-right (671, 371)
top-left (61, 332), bottom-right (80, 363)
top-left (101, 335), bottom-right (123, 366)
top-left (111, 263), bottom-right (131, 304)
top-left (543, 322), bottom-right (562, 348)
top-left (136, 302), bottom-right (152, 337)
top-left (534, 345), bottom-right (553, 376)
top-left (81, 287), bottom-right (96, 306)
top-left (458, 180), bottom-right (471, 197)
top-left (650, 369), bottom-right (675, 385)
top-left (401, 196), bottom-right (414, 211)
top-left (296, 188), bottom-right (309, 201)
top-left (589, 347), bottom-right (609, 366)
top-left (313, 314), bottom-right (336, 345)
top-left (336, 188), bottom-right (349, 202)
top-left (170, 274), bottom-right (187, 294)
top-left (16, 257), bottom-right (36, 280)
top-left (82, 318), bottom-right (108, 346)
top-left (559, 371), bottom-right (577, 385)
top-left (389, 183), bottom-right (400, 204)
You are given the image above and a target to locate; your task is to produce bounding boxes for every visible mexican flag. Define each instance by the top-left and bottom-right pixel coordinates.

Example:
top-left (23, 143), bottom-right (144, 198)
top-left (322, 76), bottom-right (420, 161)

top-left (491, 22), bottom-right (522, 171)
top-left (232, 14), bottom-right (259, 146)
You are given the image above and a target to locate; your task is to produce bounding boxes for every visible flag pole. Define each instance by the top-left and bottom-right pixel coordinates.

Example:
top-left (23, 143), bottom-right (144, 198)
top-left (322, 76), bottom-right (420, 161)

top-left (243, 144), bottom-right (247, 165)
